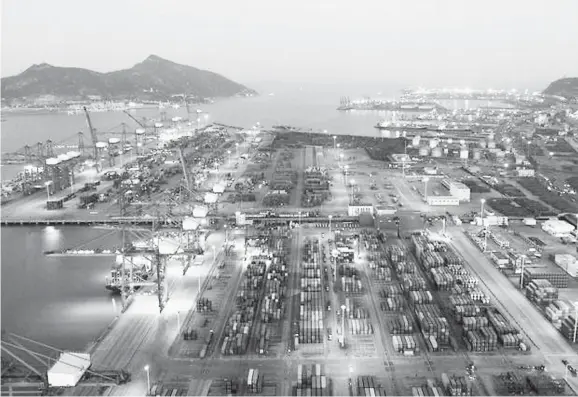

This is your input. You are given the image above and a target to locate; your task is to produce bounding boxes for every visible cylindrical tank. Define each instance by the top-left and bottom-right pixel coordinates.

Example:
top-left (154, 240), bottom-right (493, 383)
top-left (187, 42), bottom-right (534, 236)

top-left (488, 140), bottom-right (496, 149)
top-left (419, 146), bottom-right (430, 156)
top-left (429, 139), bottom-right (439, 149)
top-left (432, 147), bottom-right (442, 158)
top-left (479, 140), bottom-right (487, 149)
top-left (135, 128), bottom-right (146, 135)
top-left (108, 138), bottom-right (120, 144)
top-left (473, 148), bottom-right (482, 160)
top-left (460, 149), bottom-right (469, 159)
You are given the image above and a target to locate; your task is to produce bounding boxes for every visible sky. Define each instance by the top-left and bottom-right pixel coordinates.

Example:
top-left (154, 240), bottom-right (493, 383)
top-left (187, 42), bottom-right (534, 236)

top-left (2, 0), bottom-right (578, 90)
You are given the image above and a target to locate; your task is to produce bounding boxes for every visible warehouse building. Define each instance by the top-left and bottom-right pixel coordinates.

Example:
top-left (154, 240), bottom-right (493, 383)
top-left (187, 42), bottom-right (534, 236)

top-left (542, 219), bottom-right (575, 238)
top-left (441, 179), bottom-right (471, 202)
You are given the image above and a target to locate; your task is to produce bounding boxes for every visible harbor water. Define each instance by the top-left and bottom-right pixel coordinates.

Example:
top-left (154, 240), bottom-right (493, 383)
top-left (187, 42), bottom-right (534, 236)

top-left (0, 84), bottom-right (494, 351)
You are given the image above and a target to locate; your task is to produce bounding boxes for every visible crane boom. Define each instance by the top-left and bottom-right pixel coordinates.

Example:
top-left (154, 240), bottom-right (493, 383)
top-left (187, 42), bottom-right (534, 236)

top-left (123, 110), bottom-right (146, 129)
top-left (83, 106), bottom-right (98, 159)
top-left (177, 147), bottom-right (191, 191)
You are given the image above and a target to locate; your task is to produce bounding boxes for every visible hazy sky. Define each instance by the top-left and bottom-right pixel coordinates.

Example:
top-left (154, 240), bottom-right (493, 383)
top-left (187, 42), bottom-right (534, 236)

top-left (2, 0), bottom-right (577, 89)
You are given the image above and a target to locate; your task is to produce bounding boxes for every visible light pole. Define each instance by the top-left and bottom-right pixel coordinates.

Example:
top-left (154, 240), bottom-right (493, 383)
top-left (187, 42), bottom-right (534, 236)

top-left (235, 142), bottom-right (239, 156)
top-left (344, 165), bottom-right (349, 185)
top-left (328, 215), bottom-right (332, 235)
top-left (298, 211), bottom-right (302, 226)
top-left (144, 365), bottom-right (151, 394)
top-left (177, 311), bottom-right (181, 331)
top-left (227, 150), bottom-right (232, 164)
top-left (45, 181), bottom-right (51, 202)
top-left (204, 113), bottom-right (209, 126)
top-left (480, 198), bottom-right (486, 219)
top-left (573, 303), bottom-right (578, 343)
top-left (519, 255), bottom-right (526, 287)
top-left (333, 135), bottom-right (337, 152)
top-left (339, 152), bottom-right (344, 167)
top-left (423, 177), bottom-right (429, 202)
top-left (341, 304), bottom-right (346, 346)
top-left (212, 245), bottom-right (216, 264)
top-left (350, 179), bottom-right (355, 204)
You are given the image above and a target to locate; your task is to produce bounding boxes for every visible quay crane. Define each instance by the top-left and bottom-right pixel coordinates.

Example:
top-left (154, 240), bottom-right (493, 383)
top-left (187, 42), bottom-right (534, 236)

top-left (1, 332), bottom-right (130, 396)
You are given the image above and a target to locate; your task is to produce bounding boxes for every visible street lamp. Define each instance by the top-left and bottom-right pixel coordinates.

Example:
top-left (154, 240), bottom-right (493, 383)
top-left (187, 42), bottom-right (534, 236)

top-left (328, 215), bottom-right (332, 235)
top-left (573, 302), bottom-right (578, 343)
top-left (298, 211), bottom-right (302, 226)
top-left (340, 304), bottom-right (346, 346)
top-left (480, 198), bottom-right (486, 219)
top-left (204, 113), bottom-right (209, 125)
top-left (350, 179), bottom-right (355, 204)
top-left (333, 135), bottom-right (337, 152)
top-left (44, 181), bottom-right (52, 202)
top-left (235, 142), bottom-right (239, 156)
top-left (227, 150), bottom-right (232, 164)
top-left (144, 365), bottom-right (151, 394)
top-left (423, 177), bottom-right (429, 202)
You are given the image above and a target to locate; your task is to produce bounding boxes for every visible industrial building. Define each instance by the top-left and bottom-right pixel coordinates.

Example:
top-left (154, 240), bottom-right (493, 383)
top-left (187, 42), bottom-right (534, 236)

top-left (441, 179), bottom-right (471, 202)
top-left (374, 205), bottom-right (397, 216)
top-left (348, 204), bottom-right (373, 216)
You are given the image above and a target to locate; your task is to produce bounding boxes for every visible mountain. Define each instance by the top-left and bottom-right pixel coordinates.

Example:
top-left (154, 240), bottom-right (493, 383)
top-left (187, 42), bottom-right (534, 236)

top-left (1, 55), bottom-right (256, 102)
top-left (543, 77), bottom-right (578, 99)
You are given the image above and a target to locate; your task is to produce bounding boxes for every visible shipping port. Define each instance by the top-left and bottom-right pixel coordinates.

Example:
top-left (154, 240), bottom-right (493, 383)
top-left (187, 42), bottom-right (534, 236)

top-left (3, 85), bottom-right (578, 397)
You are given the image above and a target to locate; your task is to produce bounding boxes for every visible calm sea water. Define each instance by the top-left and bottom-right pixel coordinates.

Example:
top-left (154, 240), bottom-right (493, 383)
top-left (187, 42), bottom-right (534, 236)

top-left (0, 85), bottom-right (500, 351)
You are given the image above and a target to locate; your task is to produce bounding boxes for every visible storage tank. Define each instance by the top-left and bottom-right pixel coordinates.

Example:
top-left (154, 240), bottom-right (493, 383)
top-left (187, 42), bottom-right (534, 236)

top-left (412, 136), bottom-right (421, 146)
top-left (444, 147), bottom-right (450, 156)
top-left (431, 147), bottom-right (442, 158)
top-left (460, 148), bottom-right (469, 159)
top-left (419, 146), bottom-right (430, 156)
top-left (429, 138), bottom-right (439, 149)
top-left (488, 140), bottom-right (496, 149)
top-left (473, 148), bottom-right (482, 160)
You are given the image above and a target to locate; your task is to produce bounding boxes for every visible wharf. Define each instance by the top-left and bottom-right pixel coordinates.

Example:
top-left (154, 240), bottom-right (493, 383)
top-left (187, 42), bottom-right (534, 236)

top-left (0, 214), bottom-right (359, 227)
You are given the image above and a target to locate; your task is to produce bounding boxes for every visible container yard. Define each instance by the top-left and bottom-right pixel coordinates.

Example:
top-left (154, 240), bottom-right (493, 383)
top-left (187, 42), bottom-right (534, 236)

top-left (298, 238), bottom-right (325, 345)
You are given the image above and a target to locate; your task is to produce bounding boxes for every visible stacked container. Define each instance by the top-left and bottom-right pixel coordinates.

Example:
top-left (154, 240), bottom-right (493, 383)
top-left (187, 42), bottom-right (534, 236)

top-left (523, 267), bottom-right (569, 288)
top-left (464, 327), bottom-right (498, 351)
top-left (415, 304), bottom-right (450, 344)
top-left (408, 290), bottom-right (434, 305)
top-left (487, 309), bottom-right (518, 335)
top-left (441, 373), bottom-right (473, 396)
top-left (392, 335), bottom-right (419, 354)
top-left (196, 298), bottom-right (212, 312)
top-left (401, 274), bottom-right (427, 292)
top-left (247, 369), bottom-right (263, 394)
top-left (560, 314), bottom-right (578, 343)
top-left (299, 239), bottom-right (324, 344)
top-left (525, 279), bottom-right (558, 306)
top-left (544, 300), bottom-right (571, 327)
top-left (381, 296), bottom-right (405, 312)
top-left (356, 376), bottom-right (387, 396)
top-left (295, 364), bottom-right (330, 396)
top-left (389, 314), bottom-right (413, 334)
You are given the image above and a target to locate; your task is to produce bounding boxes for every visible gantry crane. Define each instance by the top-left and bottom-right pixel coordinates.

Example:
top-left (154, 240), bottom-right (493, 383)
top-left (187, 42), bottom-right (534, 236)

top-left (1, 332), bottom-right (130, 395)
top-left (82, 106), bottom-right (99, 160)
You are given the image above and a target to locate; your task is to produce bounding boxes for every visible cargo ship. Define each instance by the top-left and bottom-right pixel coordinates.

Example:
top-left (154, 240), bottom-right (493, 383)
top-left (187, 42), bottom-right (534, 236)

top-left (338, 97), bottom-right (447, 112)
top-left (375, 121), bottom-right (474, 134)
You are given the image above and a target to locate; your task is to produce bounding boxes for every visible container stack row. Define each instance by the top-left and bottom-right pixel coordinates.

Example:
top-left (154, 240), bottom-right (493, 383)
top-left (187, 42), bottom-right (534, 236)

top-left (464, 327), bottom-right (498, 352)
top-left (544, 299), bottom-right (572, 328)
top-left (256, 324), bottom-right (270, 355)
top-left (389, 314), bottom-right (413, 334)
top-left (441, 373), bottom-right (473, 397)
top-left (525, 279), bottom-right (558, 306)
top-left (196, 298), bottom-right (212, 312)
top-left (408, 291), bottom-right (433, 305)
top-left (300, 238), bottom-right (324, 344)
top-left (246, 369), bottom-right (263, 394)
top-left (560, 315), bottom-right (578, 343)
top-left (295, 364), bottom-right (331, 397)
top-left (392, 334), bottom-right (419, 354)
top-left (356, 376), bottom-right (387, 397)
top-left (348, 318), bottom-right (374, 335)
top-left (401, 274), bottom-right (427, 292)
top-left (414, 304), bottom-right (450, 345)
top-left (222, 257), bottom-right (266, 356)
top-left (380, 296), bottom-right (405, 312)
top-left (523, 267), bottom-right (569, 288)
top-left (411, 379), bottom-right (445, 397)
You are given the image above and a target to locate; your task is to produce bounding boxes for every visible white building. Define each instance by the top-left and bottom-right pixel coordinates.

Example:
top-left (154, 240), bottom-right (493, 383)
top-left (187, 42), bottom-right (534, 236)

top-left (348, 204), bottom-right (373, 216)
top-left (426, 196), bottom-right (460, 206)
top-left (441, 179), bottom-right (471, 202)
top-left (516, 168), bottom-right (535, 177)
top-left (375, 205), bottom-right (397, 216)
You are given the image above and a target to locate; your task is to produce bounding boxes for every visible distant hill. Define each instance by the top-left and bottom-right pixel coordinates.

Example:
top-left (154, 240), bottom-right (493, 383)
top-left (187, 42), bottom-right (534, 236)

top-left (1, 55), bottom-right (256, 102)
top-left (543, 77), bottom-right (578, 99)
